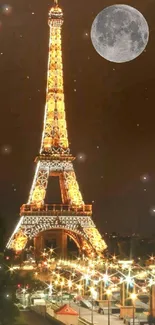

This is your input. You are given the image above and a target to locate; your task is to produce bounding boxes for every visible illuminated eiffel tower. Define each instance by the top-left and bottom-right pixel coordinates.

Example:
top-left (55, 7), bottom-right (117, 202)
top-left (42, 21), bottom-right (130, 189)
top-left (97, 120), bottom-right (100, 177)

top-left (6, 0), bottom-right (107, 256)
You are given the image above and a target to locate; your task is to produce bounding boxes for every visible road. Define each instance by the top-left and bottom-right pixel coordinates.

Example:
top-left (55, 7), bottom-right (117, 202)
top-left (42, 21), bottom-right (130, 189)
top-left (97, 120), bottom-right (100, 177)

top-left (19, 311), bottom-right (56, 325)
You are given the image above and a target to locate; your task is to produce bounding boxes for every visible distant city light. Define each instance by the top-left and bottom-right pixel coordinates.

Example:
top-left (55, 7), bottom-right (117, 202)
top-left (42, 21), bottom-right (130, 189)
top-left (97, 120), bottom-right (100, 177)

top-left (130, 293), bottom-right (137, 301)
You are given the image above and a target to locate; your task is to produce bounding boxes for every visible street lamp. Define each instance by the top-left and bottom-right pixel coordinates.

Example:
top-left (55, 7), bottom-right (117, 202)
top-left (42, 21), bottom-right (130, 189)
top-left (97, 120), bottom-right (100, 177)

top-left (130, 293), bottom-right (137, 325)
top-left (22, 288), bottom-right (26, 307)
top-left (90, 287), bottom-right (97, 324)
top-left (106, 289), bottom-right (112, 325)
top-left (48, 283), bottom-right (53, 301)
top-left (77, 284), bottom-right (82, 317)
top-left (60, 280), bottom-right (64, 305)
top-left (68, 279), bottom-right (72, 306)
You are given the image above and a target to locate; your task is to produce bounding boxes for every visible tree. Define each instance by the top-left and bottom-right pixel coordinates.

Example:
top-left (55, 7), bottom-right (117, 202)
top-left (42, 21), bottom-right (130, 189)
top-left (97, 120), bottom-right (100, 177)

top-left (0, 215), bottom-right (6, 250)
top-left (0, 260), bottom-right (19, 325)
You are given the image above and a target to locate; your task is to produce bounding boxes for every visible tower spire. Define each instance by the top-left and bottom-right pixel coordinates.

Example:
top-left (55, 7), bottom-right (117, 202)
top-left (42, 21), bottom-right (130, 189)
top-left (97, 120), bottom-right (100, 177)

top-left (41, 0), bottom-right (67, 154)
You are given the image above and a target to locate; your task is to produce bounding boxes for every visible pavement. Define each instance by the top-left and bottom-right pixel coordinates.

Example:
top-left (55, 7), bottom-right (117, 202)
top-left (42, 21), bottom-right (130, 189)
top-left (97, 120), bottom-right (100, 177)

top-left (71, 302), bottom-right (124, 325)
top-left (19, 311), bottom-right (54, 325)
top-left (19, 300), bottom-right (124, 325)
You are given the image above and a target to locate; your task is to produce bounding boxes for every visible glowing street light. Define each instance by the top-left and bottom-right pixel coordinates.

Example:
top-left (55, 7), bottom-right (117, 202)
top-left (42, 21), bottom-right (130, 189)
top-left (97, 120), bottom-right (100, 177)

top-left (77, 284), bottom-right (82, 293)
top-left (106, 289), bottom-right (112, 296)
top-left (60, 279), bottom-right (64, 289)
top-left (130, 293), bottom-right (137, 301)
top-left (68, 279), bottom-right (72, 289)
top-left (55, 280), bottom-right (59, 286)
top-left (103, 273), bottom-right (109, 282)
top-left (125, 275), bottom-right (134, 286)
top-left (48, 283), bottom-right (53, 290)
top-left (149, 278), bottom-right (154, 287)
top-left (8, 266), bottom-right (14, 274)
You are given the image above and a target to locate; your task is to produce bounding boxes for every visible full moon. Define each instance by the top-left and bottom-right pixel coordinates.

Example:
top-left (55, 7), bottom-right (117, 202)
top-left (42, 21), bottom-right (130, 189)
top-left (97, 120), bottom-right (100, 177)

top-left (91, 5), bottom-right (149, 63)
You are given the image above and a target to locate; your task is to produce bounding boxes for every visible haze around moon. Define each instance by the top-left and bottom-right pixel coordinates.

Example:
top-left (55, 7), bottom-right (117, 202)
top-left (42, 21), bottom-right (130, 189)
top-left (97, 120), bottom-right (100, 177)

top-left (91, 4), bottom-right (149, 63)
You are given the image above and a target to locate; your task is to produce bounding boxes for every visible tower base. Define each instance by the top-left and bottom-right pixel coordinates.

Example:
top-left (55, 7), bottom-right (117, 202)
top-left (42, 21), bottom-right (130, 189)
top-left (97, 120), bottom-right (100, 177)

top-left (34, 229), bottom-right (67, 258)
top-left (6, 207), bottom-right (107, 256)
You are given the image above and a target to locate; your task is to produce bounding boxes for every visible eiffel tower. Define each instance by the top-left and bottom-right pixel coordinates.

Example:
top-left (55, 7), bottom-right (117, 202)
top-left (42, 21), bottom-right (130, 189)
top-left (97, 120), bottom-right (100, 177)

top-left (6, 0), bottom-right (107, 257)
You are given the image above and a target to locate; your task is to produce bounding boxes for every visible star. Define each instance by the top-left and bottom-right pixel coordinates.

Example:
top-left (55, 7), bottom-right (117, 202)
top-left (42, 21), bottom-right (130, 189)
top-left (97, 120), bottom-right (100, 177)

top-left (1, 145), bottom-right (12, 155)
top-left (2, 5), bottom-right (12, 15)
top-left (140, 174), bottom-right (149, 182)
top-left (83, 32), bottom-right (89, 39)
top-left (150, 208), bottom-right (155, 215)
top-left (77, 153), bottom-right (86, 162)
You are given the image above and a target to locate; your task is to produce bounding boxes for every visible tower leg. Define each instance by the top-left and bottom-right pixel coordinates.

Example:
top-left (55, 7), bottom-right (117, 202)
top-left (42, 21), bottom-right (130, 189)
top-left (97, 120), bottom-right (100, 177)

top-left (34, 235), bottom-right (44, 258)
top-left (34, 230), bottom-right (67, 258)
top-left (54, 230), bottom-right (67, 258)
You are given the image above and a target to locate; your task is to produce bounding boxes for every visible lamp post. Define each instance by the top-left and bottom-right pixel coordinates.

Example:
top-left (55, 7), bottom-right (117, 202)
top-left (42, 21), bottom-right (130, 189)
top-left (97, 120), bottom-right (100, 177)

top-left (54, 280), bottom-right (59, 304)
top-left (90, 287), bottom-right (97, 324)
top-left (60, 280), bottom-right (64, 305)
top-left (22, 288), bottom-right (26, 307)
top-left (68, 279), bottom-right (72, 306)
top-left (77, 284), bottom-right (82, 317)
top-left (130, 293), bottom-right (137, 325)
top-left (48, 283), bottom-right (53, 302)
top-left (106, 289), bottom-right (112, 325)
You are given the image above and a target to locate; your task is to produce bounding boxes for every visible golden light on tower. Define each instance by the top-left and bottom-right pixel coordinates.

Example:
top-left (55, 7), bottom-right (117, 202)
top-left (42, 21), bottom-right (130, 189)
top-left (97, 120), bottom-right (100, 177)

top-left (6, 0), bottom-right (107, 256)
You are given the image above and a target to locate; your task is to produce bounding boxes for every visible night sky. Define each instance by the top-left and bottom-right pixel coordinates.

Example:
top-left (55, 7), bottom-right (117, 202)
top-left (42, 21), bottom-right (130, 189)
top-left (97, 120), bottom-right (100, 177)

top-left (0, 0), bottom-right (155, 240)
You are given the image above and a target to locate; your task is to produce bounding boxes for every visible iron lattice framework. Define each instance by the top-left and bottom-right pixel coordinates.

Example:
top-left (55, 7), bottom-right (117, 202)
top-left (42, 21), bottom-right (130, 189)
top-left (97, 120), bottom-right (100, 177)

top-left (6, 1), bottom-right (107, 255)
